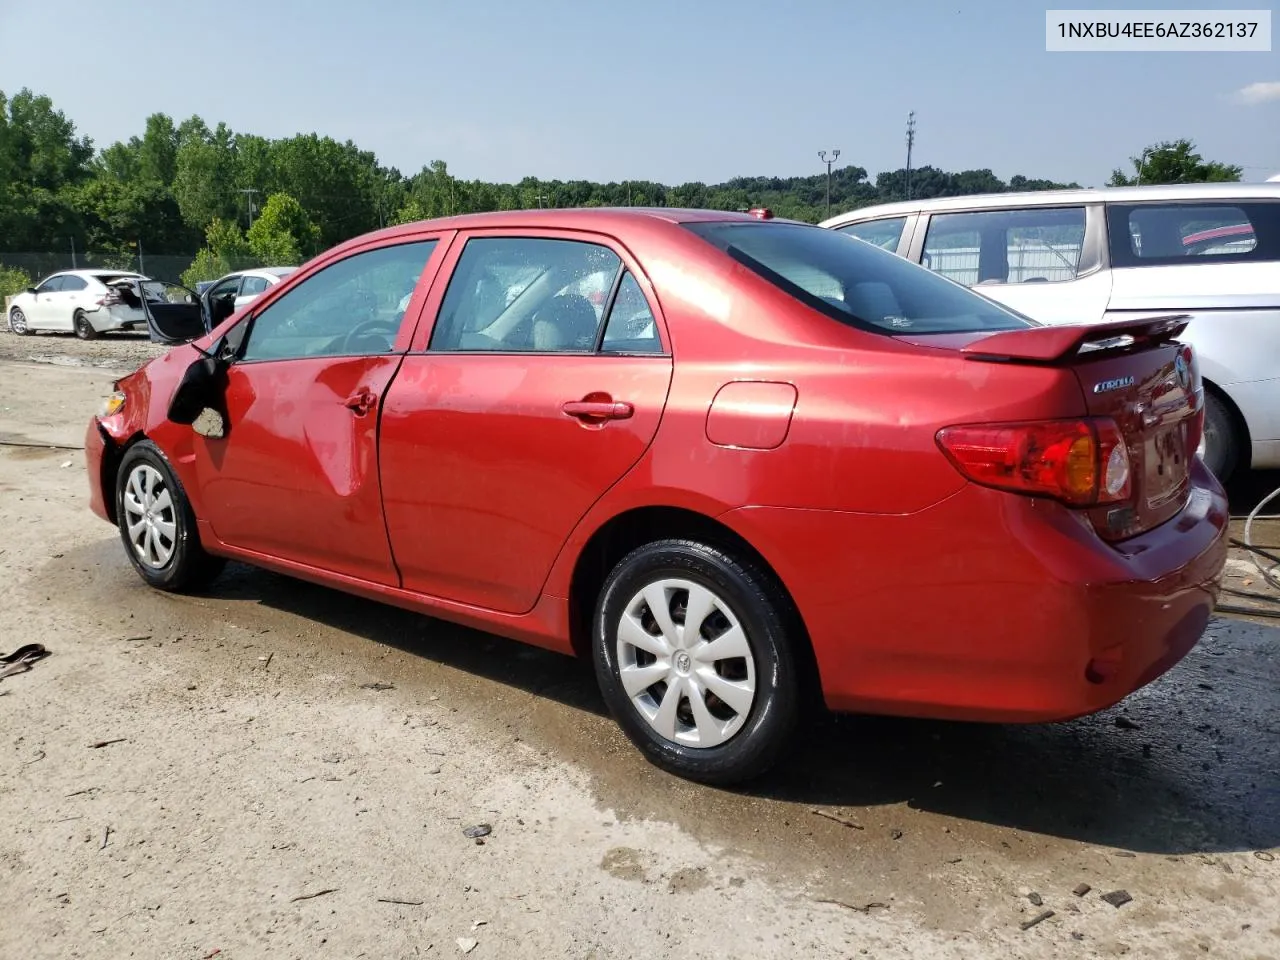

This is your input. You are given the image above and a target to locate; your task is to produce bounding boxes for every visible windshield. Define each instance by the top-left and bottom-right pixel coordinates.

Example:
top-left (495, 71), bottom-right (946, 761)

top-left (684, 221), bottom-right (1036, 335)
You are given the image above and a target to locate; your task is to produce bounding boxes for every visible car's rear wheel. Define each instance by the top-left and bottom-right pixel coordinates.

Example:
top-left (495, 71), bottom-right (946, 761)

top-left (593, 539), bottom-right (799, 785)
top-left (115, 441), bottom-right (225, 592)
top-left (8, 307), bottom-right (29, 335)
top-left (1200, 391), bottom-right (1241, 483)
top-left (73, 310), bottom-right (98, 340)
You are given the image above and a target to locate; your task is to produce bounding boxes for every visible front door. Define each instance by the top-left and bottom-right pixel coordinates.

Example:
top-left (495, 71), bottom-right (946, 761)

top-left (379, 232), bottom-right (674, 614)
top-left (27, 275), bottom-right (66, 329)
top-left (192, 237), bottom-right (445, 582)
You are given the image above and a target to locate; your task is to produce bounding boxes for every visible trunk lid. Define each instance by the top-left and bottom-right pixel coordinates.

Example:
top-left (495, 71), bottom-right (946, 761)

top-left (902, 315), bottom-right (1203, 540)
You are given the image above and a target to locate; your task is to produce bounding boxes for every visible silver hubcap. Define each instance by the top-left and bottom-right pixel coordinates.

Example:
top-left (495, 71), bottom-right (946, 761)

top-left (9, 309), bottom-right (26, 333)
top-left (616, 578), bottom-right (757, 749)
top-left (122, 464), bottom-right (177, 569)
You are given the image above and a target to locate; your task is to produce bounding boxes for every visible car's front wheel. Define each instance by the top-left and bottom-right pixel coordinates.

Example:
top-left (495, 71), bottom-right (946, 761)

top-left (593, 539), bottom-right (800, 785)
top-left (73, 310), bottom-right (98, 340)
top-left (115, 441), bottom-right (225, 592)
top-left (8, 307), bottom-right (29, 335)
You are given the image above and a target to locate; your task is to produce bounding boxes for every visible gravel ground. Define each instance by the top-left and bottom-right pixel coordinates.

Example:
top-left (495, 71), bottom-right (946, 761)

top-left (1, 358), bottom-right (1278, 960)
top-left (0, 327), bottom-right (166, 373)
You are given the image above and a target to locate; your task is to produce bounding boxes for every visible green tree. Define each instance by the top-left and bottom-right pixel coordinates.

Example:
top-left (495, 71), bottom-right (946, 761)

top-left (173, 119), bottom-right (239, 228)
top-left (246, 192), bottom-right (320, 264)
top-left (1109, 139), bottom-right (1242, 186)
top-left (181, 218), bottom-right (256, 286)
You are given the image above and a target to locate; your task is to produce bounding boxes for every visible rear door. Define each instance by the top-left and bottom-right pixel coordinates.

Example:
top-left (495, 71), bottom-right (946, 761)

top-left (379, 230), bottom-right (674, 613)
top-left (914, 204), bottom-right (1113, 325)
top-left (236, 274), bottom-right (271, 308)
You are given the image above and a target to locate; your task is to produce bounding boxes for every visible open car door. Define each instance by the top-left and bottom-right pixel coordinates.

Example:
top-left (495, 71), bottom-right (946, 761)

top-left (112, 279), bottom-right (210, 344)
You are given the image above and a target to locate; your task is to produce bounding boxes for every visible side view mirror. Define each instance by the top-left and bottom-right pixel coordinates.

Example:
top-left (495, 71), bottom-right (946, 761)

top-left (26, 287), bottom-right (37, 295)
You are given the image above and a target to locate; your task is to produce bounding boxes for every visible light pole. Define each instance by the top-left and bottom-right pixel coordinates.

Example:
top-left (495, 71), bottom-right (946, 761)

top-left (818, 149), bottom-right (841, 219)
top-left (1135, 148), bottom-right (1152, 185)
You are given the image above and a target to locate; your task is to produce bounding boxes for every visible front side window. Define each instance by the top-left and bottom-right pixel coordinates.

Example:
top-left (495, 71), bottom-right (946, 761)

top-left (429, 238), bottom-right (621, 353)
top-left (837, 217), bottom-right (907, 252)
top-left (239, 240), bottom-right (437, 362)
top-left (1108, 202), bottom-right (1278, 266)
top-left (36, 276), bottom-right (65, 293)
top-left (923, 207), bottom-right (1086, 285)
top-left (685, 221), bottom-right (1033, 336)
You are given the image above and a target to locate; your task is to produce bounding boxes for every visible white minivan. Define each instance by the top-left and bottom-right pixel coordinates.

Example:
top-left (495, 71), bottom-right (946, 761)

top-left (822, 183), bottom-right (1280, 481)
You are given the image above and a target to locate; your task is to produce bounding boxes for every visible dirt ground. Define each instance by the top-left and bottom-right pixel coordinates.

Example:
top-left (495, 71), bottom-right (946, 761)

top-left (1, 334), bottom-right (1279, 960)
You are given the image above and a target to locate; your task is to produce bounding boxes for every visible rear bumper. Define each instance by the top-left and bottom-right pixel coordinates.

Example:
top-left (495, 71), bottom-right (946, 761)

top-left (720, 459), bottom-right (1229, 723)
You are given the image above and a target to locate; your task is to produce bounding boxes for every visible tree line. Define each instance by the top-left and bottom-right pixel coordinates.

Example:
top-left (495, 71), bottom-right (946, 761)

top-left (0, 86), bottom-right (1244, 291)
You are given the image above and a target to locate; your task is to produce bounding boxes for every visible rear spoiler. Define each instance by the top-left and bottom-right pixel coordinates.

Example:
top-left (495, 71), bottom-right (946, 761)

top-left (961, 314), bottom-right (1190, 364)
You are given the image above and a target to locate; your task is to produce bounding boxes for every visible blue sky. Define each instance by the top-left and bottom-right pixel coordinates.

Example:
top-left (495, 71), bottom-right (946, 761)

top-left (1, 0), bottom-right (1276, 186)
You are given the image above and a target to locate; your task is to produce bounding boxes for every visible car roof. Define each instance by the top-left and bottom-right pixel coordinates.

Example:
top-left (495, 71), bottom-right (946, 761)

top-left (49, 269), bottom-right (146, 279)
top-left (820, 181), bottom-right (1280, 227)
top-left (331, 207), bottom-right (780, 251)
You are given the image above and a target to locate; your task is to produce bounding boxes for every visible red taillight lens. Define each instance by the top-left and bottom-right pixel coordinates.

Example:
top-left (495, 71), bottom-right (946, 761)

top-left (937, 418), bottom-right (1131, 507)
top-left (97, 292), bottom-right (123, 307)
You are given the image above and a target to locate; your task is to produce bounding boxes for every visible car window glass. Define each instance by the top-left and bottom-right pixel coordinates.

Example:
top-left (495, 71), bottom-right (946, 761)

top-left (684, 221), bottom-right (1033, 336)
top-left (60, 275), bottom-right (89, 292)
top-left (209, 277), bottom-right (240, 301)
top-left (429, 238), bottom-right (620, 353)
top-left (837, 217), bottom-right (907, 251)
top-left (923, 207), bottom-right (1086, 285)
top-left (36, 276), bottom-right (65, 293)
top-left (240, 275), bottom-right (269, 296)
top-left (239, 240), bottom-right (437, 362)
top-left (601, 272), bottom-right (662, 354)
top-left (1129, 205), bottom-right (1257, 258)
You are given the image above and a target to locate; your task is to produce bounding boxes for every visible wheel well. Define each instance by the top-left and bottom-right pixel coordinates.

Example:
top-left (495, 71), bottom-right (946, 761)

top-left (1204, 378), bottom-right (1251, 469)
top-left (99, 430), bottom-right (145, 524)
top-left (566, 506), bottom-right (823, 707)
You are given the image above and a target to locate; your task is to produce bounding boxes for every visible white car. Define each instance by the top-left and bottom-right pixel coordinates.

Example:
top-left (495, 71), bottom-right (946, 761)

top-left (6, 269), bottom-right (150, 339)
top-left (821, 182), bottom-right (1280, 481)
top-left (200, 267), bottom-right (297, 329)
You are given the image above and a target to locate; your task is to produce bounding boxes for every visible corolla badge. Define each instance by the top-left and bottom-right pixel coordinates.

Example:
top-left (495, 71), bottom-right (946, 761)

top-left (1174, 353), bottom-right (1190, 389)
top-left (1093, 375), bottom-right (1136, 394)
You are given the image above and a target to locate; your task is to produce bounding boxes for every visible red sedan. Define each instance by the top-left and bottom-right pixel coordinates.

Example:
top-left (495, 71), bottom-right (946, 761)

top-left (85, 208), bottom-right (1228, 784)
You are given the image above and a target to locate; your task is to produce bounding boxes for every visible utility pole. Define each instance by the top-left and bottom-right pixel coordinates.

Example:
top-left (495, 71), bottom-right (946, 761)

top-left (238, 188), bottom-right (260, 229)
top-left (137, 238), bottom-right (145, 275)
top-left (1135, 147), bottom-right (1152, 185)
top-left (533, 194), bottom-right (549, 209)
top-left (69, 236), bottom-right (77, 269)
top-left (905, 111), bottom-right (917, 200)
top-left (818, 149), bottom-right (841, 219)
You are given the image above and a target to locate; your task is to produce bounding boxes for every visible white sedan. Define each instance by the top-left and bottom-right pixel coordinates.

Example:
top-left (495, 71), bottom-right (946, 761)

top-left (6, 269), bottom-right (150, 339)
top-left (200, 267), bottom-right (297, 328)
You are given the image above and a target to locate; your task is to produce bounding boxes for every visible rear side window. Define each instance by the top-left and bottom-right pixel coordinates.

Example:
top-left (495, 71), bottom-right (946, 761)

top-left (685, 221), bottom-right (1033, 335)
top-left (60, 275), bottom-right (89, 292)
top-left (1107, 201), bottom-right (1280, 266)
top-left (836, 217), bottom-right (907, 252)
top-left (922, 207), bottom-right (1087, 285)
top-left (241, 275), bottom-right (269, 296)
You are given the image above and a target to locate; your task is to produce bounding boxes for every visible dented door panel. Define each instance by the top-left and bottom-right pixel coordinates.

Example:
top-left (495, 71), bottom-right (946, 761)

top-left (192, 355), bottom-right (402, 582)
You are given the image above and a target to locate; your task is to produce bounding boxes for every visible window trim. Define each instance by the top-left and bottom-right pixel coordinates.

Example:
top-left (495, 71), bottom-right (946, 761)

top-left (835, 216), bottom-right (912, 256)
top-left (912, 203), bottom-right (1105, 286)
top-left (59, 274), bottom-right (89, 292)
top-left (412, 227), bottom-right (671, 358)
top-left (1104, 199), bottom-right (1279, 269)
top-left (231, 237), bottom-right (446, 366)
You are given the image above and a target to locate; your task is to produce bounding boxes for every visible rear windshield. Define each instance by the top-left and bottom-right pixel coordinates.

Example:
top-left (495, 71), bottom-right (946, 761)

top-left (684, 221), bottom-right (1034, 335)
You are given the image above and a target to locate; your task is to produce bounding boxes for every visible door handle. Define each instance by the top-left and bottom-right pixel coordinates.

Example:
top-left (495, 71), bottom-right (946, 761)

top-left (343, 389), bottom-right (377, 416)
top-left (561, 399), bottom-right (634, 421)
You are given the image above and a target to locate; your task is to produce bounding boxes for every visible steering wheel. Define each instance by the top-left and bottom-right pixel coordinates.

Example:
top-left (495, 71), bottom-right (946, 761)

top-left (342, 318), bottom-right (400, 353)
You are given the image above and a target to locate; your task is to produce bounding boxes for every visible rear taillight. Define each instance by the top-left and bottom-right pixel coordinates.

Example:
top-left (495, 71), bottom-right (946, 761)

top-left (97, 292), bottom-right (123, 307)
top-left (936, 418), bottom-right (1131, 507)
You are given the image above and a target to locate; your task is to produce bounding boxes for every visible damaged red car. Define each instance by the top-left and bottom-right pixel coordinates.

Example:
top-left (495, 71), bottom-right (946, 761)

top-left (85, 208), bottom-right (1228, 784)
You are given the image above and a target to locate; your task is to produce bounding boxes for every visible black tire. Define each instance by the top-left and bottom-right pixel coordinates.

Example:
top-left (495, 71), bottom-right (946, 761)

top-left (73, 310), bottom-right (98, 340)
top-left (1201, 391), bottom-right (1241, 483)
top-left (593, 539), bottom-right (800, 785)
top-left (8, 307), bottom-right (29, 335)
top-left (115, 440), bottom-right (225, 592)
